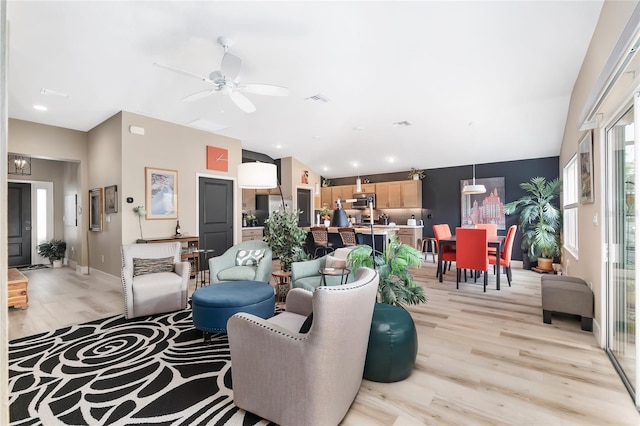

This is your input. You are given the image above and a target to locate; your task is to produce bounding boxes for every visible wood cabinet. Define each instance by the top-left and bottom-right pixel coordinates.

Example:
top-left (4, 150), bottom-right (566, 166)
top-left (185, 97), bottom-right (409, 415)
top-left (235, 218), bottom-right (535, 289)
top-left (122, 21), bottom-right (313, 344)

top-left (358, 183), bottom-right (376, 193)
top-left (320, 187), bottom-right (333, 209)
top-left (136, 236), bottom-right (199, 278)
top-left (332, 185), bottom-right (355, 208)
top-left (8, 268), bottom-right (28, 309)
top-left (376, 180), bottom-right (422, 208)
top-left (397, 227), bottom-right (422, 250)
top-left (242, 189), bottom-right (256, 211)
top-left (242, 228), bottom-right (264, 242)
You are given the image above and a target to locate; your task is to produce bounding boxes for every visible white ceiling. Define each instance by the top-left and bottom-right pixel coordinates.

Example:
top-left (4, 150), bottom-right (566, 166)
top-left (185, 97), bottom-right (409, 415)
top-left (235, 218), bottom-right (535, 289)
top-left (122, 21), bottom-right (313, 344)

top-left (7, 1), bottom-right (603, 178)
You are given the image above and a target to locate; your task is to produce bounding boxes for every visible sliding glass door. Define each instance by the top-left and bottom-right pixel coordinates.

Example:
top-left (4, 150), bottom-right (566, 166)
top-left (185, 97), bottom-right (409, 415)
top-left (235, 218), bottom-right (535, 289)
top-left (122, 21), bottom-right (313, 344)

top-left (605, 102), bottom-right (637, 403)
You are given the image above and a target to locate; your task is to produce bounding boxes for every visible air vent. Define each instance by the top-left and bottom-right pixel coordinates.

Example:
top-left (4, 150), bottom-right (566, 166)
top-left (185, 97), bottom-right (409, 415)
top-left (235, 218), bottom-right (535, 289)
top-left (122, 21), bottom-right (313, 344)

top-left (305, 93), bottom-right (330, 103)
top-left (392, 121), bottom-right (412, 127)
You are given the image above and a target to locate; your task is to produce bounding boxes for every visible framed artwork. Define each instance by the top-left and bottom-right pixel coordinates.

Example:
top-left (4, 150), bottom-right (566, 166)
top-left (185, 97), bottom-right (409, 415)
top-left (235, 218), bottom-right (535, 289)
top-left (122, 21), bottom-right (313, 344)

top-left (460, 176), bottom-right (506, 230)
top-left (206, 146), bottom-right (228, 172)
top-left (145, 167), bottom-right (178, 219)
top-left (301, 170), bottom-right (309, 184)
top-left (579, 131), bottom-right (594, 203)
top-left (104, 185), bottom-right (118, 214)
top-left (89, 188), bottom-right (103, 232)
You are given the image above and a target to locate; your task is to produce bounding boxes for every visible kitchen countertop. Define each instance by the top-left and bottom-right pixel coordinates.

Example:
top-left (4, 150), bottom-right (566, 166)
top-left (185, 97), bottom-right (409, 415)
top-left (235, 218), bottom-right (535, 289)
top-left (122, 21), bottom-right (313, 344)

top-left (305, 226), bottom-right (399, 235)
top-left (241, 226), bottom-right (264, 230)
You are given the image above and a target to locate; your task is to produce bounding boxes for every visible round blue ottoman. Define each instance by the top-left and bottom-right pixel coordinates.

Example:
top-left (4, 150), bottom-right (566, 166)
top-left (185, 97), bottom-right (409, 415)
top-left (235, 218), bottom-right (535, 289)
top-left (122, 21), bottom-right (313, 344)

top-left (192, 281), bottom-right (275, 337)
top-left (364, 303), bottom-right (418, 382)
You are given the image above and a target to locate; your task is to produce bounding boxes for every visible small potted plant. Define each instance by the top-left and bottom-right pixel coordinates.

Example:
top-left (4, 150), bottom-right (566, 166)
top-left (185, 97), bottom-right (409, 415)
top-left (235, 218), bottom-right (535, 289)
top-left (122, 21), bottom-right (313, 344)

top-left (320, 205), bottom-right (332, 226)
top-left (37, 239), bottom-right (67, 267)
top-left (408, 168), bottom-right (425, 181)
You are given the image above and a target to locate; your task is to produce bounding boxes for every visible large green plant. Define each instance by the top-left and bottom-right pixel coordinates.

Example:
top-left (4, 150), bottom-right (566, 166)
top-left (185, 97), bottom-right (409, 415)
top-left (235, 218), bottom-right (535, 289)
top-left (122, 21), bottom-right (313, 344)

top-left (263, 209), bottom-right (309, 272)
top-left (504, 176), bottom-right (561, 260)
top-left (347, 234), bottom-right (426, 307)
top-left (37, 239), bottom-right (67, 262)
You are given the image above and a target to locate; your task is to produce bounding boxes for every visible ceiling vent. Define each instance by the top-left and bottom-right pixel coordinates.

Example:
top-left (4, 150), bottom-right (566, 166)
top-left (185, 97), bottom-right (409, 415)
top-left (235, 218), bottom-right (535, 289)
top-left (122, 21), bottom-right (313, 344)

top-left (305, 93), bottom-right (330, 103)
top-left (392, 121), bottom-right (412, 127)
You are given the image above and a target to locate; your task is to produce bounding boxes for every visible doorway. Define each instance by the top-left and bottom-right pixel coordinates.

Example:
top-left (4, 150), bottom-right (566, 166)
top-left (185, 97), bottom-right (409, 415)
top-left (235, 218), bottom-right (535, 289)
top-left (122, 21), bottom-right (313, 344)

top-left (605, 103), bottom-right (637, 405)
top-left (297, 187), bottom-right (312, 227)
top-left (8, 182), bottom-right (31, 267)
top-left (198, 177), bottom-right (234, 256)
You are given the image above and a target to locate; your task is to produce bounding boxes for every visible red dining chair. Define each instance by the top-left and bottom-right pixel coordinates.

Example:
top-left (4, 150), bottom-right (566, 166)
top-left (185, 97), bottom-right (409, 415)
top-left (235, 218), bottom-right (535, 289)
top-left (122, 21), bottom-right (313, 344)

top-left (475, 223), bottom-right (498, 256)
top-left (489, 225), bottom-right (517, 286)
top-left (433, 224), bottom-right (456, 277)
top-left (455, 227), bottom-right (489, 292)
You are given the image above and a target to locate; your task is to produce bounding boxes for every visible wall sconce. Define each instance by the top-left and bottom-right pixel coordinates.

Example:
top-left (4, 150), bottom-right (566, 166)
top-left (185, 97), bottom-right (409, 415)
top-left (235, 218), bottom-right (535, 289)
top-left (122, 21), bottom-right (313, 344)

top-left (8, 154), bottom-right (31, 175)
top-left (314, 182), bottom-right (320, 195)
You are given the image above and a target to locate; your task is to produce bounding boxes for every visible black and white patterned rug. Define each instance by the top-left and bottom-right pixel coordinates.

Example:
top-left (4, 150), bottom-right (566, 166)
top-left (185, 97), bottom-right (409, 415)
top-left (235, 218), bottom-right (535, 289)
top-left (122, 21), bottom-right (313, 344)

top-left (9, 309), bottom-right (274, 425)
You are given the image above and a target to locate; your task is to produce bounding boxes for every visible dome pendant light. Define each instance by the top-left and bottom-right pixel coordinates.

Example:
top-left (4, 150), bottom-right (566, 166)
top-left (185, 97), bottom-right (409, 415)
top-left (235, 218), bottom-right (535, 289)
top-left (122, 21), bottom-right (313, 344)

top-left (462, 164), bottom-right (486, 194)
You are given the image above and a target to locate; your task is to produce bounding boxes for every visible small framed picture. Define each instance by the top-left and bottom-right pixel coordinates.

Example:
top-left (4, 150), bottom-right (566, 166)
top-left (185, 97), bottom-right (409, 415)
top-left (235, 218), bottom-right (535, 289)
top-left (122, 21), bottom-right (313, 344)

top-left (579, 131), bottom-right (594, 204)
top-left (104, 185), bottom-right (118, 214)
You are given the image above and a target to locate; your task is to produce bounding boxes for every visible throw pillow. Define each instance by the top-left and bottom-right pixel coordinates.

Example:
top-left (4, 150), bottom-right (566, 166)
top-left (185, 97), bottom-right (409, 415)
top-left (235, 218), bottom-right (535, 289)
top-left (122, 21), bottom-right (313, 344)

top-left (325, 255), bottom-right (347, 270)
top-left (236, 249), bottom-right (265, 266)
top-left (133, 256), bottom-right (174, 277)
top-left (299, 312), bottom-right (313, 333)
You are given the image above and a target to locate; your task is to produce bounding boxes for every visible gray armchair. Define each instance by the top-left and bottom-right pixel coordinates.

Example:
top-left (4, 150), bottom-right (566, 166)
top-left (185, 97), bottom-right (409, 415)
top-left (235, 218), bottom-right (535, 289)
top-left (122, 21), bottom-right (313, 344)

top-left (208, 240), bottom-right (272, 284)
top-left (291, 247), bottom-right (356, 291)
top-left (228, 267), bottom-right (379, 426)
top-left (121, 242), bottom-right (190, 319)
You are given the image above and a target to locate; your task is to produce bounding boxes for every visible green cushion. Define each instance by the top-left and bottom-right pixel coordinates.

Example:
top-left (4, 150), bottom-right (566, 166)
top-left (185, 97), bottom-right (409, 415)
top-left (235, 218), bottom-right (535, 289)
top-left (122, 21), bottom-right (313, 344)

top-left (217, 265), bottom-right (257, 281)
top-left (132, 256), bottom-right (174, 277)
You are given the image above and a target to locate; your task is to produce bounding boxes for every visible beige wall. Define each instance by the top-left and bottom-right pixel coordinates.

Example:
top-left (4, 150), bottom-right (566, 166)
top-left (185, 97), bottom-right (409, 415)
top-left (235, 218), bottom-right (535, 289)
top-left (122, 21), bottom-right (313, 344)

top-left (280, 156), bottom-right (322, 214)
top-left (8, 119), bottom-right (89, 267)
top-left (559, 0), bottom-right (638, 343)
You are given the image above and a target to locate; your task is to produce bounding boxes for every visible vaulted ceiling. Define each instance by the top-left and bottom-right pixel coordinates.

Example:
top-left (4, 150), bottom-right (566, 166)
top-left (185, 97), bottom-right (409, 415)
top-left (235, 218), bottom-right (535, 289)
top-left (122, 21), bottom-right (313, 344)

top-left (7, 1), bottom-right (603, 177)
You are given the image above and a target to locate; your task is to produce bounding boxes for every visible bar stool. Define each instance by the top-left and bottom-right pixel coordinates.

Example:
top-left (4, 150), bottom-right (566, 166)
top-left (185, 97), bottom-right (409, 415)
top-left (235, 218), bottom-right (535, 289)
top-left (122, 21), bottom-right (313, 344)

top-left (310, 226), bottom-right (335, 258)
top-left (196, 249), bottom-right (215, 288)
top-left (338, 227), bottom-right (357, 247)
top-left (421, 237), bottom-right (437, 263)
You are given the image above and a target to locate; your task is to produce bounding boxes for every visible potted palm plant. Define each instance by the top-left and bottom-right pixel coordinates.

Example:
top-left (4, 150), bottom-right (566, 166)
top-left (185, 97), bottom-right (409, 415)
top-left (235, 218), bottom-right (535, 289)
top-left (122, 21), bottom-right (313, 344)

top-left (263, 209), bottom-right (309, 272)
top-left (504, 176), bottom-right (561, 271)
top-left (37, 239), bottom-right (67, 267)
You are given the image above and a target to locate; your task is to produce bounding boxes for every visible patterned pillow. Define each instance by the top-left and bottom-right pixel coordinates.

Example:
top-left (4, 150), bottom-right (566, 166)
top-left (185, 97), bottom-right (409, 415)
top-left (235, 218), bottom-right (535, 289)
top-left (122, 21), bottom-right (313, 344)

top-left (133, 257), bottom-right (174, 277)
top-left (325, 255), bottom-right (347, 269)
top-left (236, 249), bottom-right (265, 266)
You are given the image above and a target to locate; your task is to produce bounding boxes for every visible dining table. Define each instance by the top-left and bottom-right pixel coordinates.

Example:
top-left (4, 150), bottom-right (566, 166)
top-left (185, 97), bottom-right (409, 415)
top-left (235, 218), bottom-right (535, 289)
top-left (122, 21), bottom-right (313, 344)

top-left (437, 234), bottom-right (506, 290)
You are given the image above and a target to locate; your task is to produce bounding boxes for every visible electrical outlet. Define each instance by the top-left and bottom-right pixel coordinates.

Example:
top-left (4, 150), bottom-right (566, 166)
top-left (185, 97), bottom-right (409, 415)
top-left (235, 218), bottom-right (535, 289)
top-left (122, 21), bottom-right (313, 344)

top-left (101, 255), bottom-right (105, 263)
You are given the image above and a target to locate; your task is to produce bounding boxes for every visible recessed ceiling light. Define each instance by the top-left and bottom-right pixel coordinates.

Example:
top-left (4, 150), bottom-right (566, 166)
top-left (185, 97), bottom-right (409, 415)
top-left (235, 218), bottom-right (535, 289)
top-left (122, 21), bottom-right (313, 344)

top-left (275, 144), bottom-right (282, 149)
top-left (312, 135), bottom-right (321, 140)
top-left (322, 166), bottom-right (329, 171)
top-left (33, 105), bottom-right (48, 111)
top-left (387, 157), bottom-right (395, 163)
top-left (352, 162), bottom-right (359, 168)
top-left (353, 126), bottom-right (365, 131)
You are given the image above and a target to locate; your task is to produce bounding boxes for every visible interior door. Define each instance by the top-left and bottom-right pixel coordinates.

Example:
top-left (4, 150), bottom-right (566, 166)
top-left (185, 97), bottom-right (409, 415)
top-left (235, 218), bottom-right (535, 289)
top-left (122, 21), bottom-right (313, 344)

top-left (8, 182), bottom-right (32, 267)
top-left (199, 177), bottom-right (234, 257)
top-left (297, 188), bottom-right (311, 227)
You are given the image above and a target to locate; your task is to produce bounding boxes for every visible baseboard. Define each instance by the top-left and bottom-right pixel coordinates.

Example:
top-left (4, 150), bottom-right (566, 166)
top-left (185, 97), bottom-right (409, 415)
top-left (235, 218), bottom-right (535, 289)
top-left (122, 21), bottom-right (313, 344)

top-left (69, 260), bottom-right (89, 275)
top-left (87, 267), bottom-right (120, 285)
top-left (593, 317), bottom-right (603, 347)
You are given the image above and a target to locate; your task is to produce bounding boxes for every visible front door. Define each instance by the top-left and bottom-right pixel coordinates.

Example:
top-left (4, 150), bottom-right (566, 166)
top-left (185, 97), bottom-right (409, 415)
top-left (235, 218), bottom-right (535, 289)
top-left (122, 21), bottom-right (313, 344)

top-left (199, 177), bottom-right (234, 257)
top-left (8, 182), bottom-right (32, 267)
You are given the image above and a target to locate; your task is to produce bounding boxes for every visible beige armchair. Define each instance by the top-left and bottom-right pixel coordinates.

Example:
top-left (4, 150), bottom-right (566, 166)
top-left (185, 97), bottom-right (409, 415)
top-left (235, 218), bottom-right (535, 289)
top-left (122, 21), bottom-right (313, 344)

top-left (228, 267), bottom-right (379, 426)
top-left (121, 242), bottom-right (190, 319)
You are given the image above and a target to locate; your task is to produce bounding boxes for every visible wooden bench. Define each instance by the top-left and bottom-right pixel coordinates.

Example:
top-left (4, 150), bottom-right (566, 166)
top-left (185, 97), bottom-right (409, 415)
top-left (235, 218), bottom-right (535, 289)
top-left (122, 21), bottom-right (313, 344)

top-left (8, 268), bottom-right (29, 309)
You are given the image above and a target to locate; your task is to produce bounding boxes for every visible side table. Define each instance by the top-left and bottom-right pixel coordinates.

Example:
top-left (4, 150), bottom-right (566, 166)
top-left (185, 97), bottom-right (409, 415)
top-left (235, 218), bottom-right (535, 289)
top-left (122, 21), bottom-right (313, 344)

top-left (271, 270), bottom-right (292, 303)
top-left (196, 249), bottom-right (215, 288)
top-left (318, 268), bottom-right (351, 286)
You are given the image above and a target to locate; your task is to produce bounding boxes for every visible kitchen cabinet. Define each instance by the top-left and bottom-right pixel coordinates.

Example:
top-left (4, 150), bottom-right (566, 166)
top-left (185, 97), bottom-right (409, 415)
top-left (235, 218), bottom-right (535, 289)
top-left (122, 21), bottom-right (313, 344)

top-left (397, 227), bottom-right (422, 250)
top-left (376, 181), bottom-right (422, 208)
top-left (242, 189), bottom-right (256, 211)
top-left (321, 187), bottom-right (332, 208)
top-left (332, 185), bottom-right (355, 208)
top-left (358, 183), bottom-right (376, 193)
top-left (242, 228), bottom-right (264, 242)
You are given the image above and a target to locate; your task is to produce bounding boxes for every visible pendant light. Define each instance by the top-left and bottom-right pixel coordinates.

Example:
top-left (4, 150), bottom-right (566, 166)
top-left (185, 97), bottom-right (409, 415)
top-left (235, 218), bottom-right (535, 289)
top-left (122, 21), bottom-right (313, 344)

top-left (462, 164), bottom-right (486, 194)
top-left (355, 170), bottom-right (362, 193)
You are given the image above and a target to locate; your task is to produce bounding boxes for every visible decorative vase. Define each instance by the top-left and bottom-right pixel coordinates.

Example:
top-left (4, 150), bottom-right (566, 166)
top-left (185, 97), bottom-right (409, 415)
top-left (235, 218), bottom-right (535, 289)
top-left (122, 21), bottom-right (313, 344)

top-left (324, 220), bottom-right (331, 227)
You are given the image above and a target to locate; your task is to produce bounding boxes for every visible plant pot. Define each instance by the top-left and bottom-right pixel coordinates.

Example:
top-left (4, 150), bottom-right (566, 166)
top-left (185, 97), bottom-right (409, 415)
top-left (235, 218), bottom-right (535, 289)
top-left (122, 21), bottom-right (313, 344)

top-left (52, 259), bottom-right (63, 268)
top-left (537, 257), bottom-right (553, 271)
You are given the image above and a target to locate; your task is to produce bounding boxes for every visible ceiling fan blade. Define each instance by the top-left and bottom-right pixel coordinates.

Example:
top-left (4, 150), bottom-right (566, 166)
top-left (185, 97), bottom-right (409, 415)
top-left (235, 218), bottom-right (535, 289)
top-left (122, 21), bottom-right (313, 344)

top-left (182, 89), bottom-right (216, 102)
top-left (221, 52), bottom-right (242, 81)
top-left (153, 62), bottom-right (212, 83)
top-left (229, 91), bottom-right (256, 113)
top-left (237, 83), bottom-right (289, 97)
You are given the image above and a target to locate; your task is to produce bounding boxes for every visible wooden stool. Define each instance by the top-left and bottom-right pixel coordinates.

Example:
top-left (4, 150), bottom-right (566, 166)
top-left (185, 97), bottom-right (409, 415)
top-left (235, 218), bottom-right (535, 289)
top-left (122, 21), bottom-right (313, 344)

top-left (421, 237), bottom-right (437, 263)
top-left (8, 268), bottom-right (29, 309)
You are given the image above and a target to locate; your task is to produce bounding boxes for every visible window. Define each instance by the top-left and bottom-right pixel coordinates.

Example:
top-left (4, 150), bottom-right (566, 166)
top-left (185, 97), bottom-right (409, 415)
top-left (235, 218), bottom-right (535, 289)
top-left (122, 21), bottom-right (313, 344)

top-left (563, 154), bottom-right (578, 258)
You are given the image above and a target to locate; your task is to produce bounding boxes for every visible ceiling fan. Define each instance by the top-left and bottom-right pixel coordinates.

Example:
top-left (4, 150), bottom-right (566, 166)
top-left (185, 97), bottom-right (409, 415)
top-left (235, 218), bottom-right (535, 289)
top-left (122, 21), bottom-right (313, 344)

top-left (154, 36), bottom-right (289, 113)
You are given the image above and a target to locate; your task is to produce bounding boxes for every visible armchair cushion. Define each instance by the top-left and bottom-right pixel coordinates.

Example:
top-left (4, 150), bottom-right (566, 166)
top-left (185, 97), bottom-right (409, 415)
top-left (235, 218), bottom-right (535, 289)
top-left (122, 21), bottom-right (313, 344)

top-left (132, 256), bottom-right (175, 277)
top-left (217, 265), bottom-right (258, 281)
top-left (325, 254), bottom-right (347, 269)
top-left (299, 313), bottom-right (314, 333)
top-left (235, 249), bottom-right (266, 266)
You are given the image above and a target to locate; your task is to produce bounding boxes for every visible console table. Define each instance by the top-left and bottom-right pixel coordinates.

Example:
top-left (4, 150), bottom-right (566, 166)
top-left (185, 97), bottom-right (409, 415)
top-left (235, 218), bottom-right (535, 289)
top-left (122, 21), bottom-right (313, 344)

top-left (136, 236), bottom-right (199, 279)
top-left (8, 268), bottom-right (29, 309)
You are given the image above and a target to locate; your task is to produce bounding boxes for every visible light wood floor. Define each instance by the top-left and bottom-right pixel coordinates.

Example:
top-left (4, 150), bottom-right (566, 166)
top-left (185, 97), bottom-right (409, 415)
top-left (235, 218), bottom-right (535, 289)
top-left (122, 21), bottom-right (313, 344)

top-left (8, 262), bottom-right (640, 424)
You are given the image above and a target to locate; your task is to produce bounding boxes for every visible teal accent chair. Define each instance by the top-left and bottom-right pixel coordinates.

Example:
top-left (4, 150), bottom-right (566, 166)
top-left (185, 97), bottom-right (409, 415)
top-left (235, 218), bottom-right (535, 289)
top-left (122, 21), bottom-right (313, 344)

top-left (291, 247), bottom-right (356, 291)
top-left (209, 240), bottom-right (272, 284)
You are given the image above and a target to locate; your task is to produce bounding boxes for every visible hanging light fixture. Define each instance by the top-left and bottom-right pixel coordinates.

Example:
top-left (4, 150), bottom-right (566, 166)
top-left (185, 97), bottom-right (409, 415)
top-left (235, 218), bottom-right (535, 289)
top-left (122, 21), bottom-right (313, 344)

top-left (355, 170), bottom-right (362, 193)
top-left (8, 154), bottom-right (31, 175)
top-left (462, 164), bottom-right (486, 194)
top-left (237, 161), bottom-right (286, 209)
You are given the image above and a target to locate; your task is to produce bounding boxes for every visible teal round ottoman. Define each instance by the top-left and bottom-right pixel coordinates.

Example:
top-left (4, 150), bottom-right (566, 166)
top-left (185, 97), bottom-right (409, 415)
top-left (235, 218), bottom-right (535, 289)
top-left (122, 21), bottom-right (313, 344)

top-left (192, 281), bottom-right (275, 339)
top-left (364, 303), bottom-right (418, 382)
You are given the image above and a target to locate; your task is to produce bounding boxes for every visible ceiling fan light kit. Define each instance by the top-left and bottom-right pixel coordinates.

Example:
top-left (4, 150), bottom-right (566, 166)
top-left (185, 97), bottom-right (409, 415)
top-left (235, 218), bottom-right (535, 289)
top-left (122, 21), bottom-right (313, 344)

top-left (155, 36), bottom-right (289, 114)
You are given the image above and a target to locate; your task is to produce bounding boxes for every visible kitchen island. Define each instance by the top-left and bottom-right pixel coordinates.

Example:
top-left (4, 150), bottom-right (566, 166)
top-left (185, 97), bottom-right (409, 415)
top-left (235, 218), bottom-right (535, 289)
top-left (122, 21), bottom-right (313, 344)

top-left (304, 225), bottom-right (401, 254)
